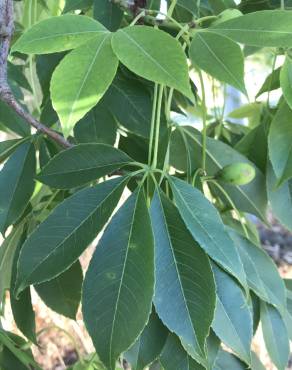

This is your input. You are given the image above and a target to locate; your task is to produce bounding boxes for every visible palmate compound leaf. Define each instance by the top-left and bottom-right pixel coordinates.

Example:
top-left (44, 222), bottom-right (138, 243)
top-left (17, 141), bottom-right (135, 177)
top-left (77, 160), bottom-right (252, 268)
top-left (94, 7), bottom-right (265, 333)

top-left (159, 333), bottom-right (205, 370)
top-left (37, 144), bottom-right (132, 189)
top-left (51, 34), bottom-right (119, 137)
top-left (0, 142), bottom-right (36, 235)
top-left (211, 264), bottom-right (252, 365)
top-left (210, 10), bottom-right (292, 47)
top-left (111, 26), bottom-right (193, 100)
top-left (15, 177), bottom-right (128, 295)
top-left (190, 32), bottom-right (246, 94)
top-left (82, 187), bottom-right (154, 370)
top-left (150, 190), bottom-right (216, 366)
top-left (260, 302), bottom-right (290, 370)
top-left (169, 177), bottom-right (247, 291)
top-left (227, 228), bottom-right (287, 310)
top-left (12, 15), bottom-right (108, 54)
top-left (124, 310), bottom-right (168, 370)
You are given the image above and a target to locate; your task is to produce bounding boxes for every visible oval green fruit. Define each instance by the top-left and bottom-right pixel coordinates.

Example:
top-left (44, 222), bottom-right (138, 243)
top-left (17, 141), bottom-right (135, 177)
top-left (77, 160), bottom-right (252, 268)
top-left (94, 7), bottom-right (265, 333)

top-left (216, 162), bottom-right (256, 185)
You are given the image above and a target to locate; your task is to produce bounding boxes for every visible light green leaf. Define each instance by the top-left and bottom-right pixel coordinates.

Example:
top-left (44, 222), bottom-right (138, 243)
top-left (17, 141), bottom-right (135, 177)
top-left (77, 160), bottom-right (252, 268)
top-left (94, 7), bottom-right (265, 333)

top-left (210, 10), bottom-right (292, 47)
top-left (169, 177), bottom-right (247, 290)
top-left (190, 32), bottom-right (246, 93)
top-left (35, 261), bottom-right (83, 319)
top-left (51, 34), bottom-right (118, 136)
top-left (12, 15), bottom-right (107, 54)
top-left (111, 26), bottom-right (192, 99)
top-left (228, 229), bottom-right (286, 310)
top-left (124, 311), bottom-right (168, 370)
top-left (16, 177), bottom-right (127, 294)
top-left (260, 302), bottom-right (289, 370)
top-left (160, 333), bottom-right (205, 370)
top-left (37, 144), bottom-right (132, 189)
top-left (170, 127), bottom-right (267, 220)
top-left (82, 188), bottom-right (154, 370)
top-left (150, 190), bottom-right (215, 364)
top-left (266, 161), bottom-right (292, 232)
top-left (211, 264), bottom-right (252, 365)
top-left (281, 57), bottom-right (292, 109)
top-left (268, 100), bottom-right (292, 185)
top-left (256, 67), bottom-right (280, 98)
top-left (0, 142), bottom-right (35, 235)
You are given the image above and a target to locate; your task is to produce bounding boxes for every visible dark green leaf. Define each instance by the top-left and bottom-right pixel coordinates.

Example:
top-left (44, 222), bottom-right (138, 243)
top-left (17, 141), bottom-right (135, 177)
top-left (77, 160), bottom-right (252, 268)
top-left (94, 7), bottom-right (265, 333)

top-left (0, 101), bottom-right (30, 137)
top-left (0, 138), bottom-right (29, 163)
top-left (82, 188), bottom-right (154, 370)
top-left (37, 144), bottom-right (132, 189)
top-left (213, 350), bottom-right (247, 370)
top-left (260, 302), bottom-right (289, 370)
top-left (150, 190), bottom-right (215, 364)
top-left (111, 26), bottom-right (192, 99)
top-left (93, 0), bottom-right (123, 31)
top-left (211, 264), bottom-right (252, 365)
top-left (169, 177), bottom-right (247, 290)
top-left (160, 333), bottom-right (205, 370)
top-left (16, 177), bottom-right (127, 294)
top-left (0, 142), bottom-right (35, 235)
top-left (190, 32), bottom-right (246, 93)
top-left (35, 261), bottom-right (83, 319)
top-left (228, 229), bottom-right (286, 310)
top-left (124, 311), bottom-right (168, 370)
top-left (256, 66), bottom-right (280, 98)
top-left (12, 15), bottom-right (108, 54)
top-left (74, 103), bottom-right (117, 145)
top-left (63, 0), bottom-right (93, 12)
top-left (268, 100), bottom-right (292, 185)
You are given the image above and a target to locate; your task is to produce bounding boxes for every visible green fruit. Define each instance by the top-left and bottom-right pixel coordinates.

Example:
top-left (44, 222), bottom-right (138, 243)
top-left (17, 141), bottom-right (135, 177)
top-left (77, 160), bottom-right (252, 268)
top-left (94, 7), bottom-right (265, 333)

top-left (216, 162), bottom-right (256, 186)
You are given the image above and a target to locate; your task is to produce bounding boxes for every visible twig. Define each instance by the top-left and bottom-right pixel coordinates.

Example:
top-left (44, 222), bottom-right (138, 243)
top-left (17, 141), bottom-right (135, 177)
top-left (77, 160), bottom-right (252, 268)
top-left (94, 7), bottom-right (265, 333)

top-left (0, 0), bottom-right (72, 148)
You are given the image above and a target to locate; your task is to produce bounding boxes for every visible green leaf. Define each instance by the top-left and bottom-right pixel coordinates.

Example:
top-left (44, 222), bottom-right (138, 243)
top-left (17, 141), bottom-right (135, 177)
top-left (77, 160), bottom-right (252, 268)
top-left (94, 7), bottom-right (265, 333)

top-left (160, 333), bottom-right (205, 370)
top-left (63, 0), bottom-right (93, 12)
top-left (150, 190), bottom-right (215, 364)
top-left (170, 127), bottom-right (267, 220)
top-left (0, 101), bottom-right (30, 137)
top-left (51, 34), bottom-right (118, 137)
top-left (281, 57), bottom-right (292, 109)
top-left (0, 138), bottom-right (29, 163)
top-left (0, 142), bottom-right (35, 235)
top-left (228, 229), bottom-right (286, 310)
top-left (190, 32), bottom-right (246, 93)
top-left (111, 26), bottom-right (192, 99)
top-left (12, 15), bottom-right (107, 54)
top-left (211, 264), bottom-right (252, 365)
top-left (260, 302), bottom-right (289, 370)
top-left (0, 224), bottom-right (24, 298)
top-left (103, 74), bottom-right (152, 138)
top-left (37, 144), bottom-right (132, 189)
top-left (206, 330), bottom-right (220, 369)
top-left (210, 10), bottom-right (292, 47)
top-left (10, 230), bottom-right (36, 343)
top-left (74, 103), bottom-right (117, 145)
top-left (169, 177), bottom-right (247, 290)
top-left (256, 66), bottom-right (280, 98)
top-left (268, 100), bottom-right (292, 185)
top-left (93, 0), bottom-right (123, 31)
top-left (124, 311), bottom-right (168, 370)
top-left (15, 177), bottom-right (127, 294)
top-left (266, 161), bottom-right (292, 232)
top-left (35, 261), bottom-right (83, 319)
top-left (213, 350), bottom-right (247, 370)
top-left (82, 188), bottom-right (154, 370)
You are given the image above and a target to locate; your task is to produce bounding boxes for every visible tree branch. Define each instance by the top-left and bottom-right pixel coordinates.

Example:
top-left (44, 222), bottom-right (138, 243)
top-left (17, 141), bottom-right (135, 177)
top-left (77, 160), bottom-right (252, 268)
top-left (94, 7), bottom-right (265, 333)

top-left (0, 0), bottom-right (72, 148)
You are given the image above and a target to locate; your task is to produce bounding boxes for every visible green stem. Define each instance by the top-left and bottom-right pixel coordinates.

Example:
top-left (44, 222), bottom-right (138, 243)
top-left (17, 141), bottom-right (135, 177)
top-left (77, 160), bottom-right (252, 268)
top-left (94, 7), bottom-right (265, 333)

top-left (207, 179), bottom-right (249, 238)
top-left (197, 69), bottom-right (207, 172)
top-left (281, 0), bottom-right (285, 9)
top-left (130, 10), bottom-right (146, 25)
top-left (152, 85), bottom-right (164, 169)
top-left (196, 15), bottom-right (218, 24)
top-left (167, 0), bottom-right (178, 17)
top-left (148, 83), bottom-right (158, 166)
